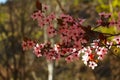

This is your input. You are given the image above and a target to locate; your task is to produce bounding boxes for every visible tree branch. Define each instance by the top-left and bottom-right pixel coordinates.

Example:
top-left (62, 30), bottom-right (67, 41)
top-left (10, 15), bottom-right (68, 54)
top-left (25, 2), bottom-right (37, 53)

top-left (56, 0), bottom-right (67, 14)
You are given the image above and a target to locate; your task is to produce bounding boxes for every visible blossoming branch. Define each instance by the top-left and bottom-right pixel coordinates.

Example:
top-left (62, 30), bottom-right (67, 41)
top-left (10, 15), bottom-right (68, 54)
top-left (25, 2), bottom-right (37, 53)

top-left (22, 1), bottom-right (120, 69)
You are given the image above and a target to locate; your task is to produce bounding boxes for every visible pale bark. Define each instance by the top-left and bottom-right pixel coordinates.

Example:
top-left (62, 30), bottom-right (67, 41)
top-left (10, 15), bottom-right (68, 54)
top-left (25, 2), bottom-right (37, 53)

top-left (44, 26), bottom-right (54, 80)
top-left (47, 61), bottom-right (54, 80)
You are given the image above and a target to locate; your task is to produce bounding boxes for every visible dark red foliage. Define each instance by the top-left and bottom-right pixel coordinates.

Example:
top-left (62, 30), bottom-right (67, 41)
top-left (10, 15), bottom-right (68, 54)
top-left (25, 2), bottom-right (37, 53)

top-left (36, 0), bottom-right (42, 11)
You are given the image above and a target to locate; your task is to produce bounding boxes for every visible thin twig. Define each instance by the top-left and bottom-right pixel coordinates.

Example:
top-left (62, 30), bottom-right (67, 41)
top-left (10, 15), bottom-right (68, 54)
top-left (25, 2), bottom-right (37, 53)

top-left (56, 0), bottom-right (67, 14)
top-left (91, 30), bottom-right (120, 37)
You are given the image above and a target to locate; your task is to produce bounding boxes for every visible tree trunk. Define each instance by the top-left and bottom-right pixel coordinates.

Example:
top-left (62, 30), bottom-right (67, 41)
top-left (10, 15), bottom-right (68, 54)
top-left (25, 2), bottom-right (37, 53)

top-left (47, 61), bottom-right (54, 80)
top-left (44, 26), bottom-right (54, 80)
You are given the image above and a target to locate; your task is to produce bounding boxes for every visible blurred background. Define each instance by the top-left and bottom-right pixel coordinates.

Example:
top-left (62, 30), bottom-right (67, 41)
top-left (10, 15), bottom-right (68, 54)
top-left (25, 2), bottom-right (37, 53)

top-left (0, 0), bottom-right (120, 80)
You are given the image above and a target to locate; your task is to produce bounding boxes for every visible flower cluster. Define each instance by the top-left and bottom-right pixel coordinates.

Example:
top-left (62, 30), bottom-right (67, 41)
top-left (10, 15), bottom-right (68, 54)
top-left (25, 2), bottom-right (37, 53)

top-left (22, 39), bottom-right (109, 69)
top-left (33, 43), bottom-right (45, 57)
top-left (80, 39), bottom-right (108, 69)
top-left (58, 14), bottom-right (87, 50)
top-left (97, 12), bottom-right (116, 27)
top-left (22, 41), bottom-right (80, 62)
top-left (97, 12), bottom-right (120, 31)
top-left (22, 40), bottom-right (35, 50)
top-left (31, 11), bottom-right (55, 27)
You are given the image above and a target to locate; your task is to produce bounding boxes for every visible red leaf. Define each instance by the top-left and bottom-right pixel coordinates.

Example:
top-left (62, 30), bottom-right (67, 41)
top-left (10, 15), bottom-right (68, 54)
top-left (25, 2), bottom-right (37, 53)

top-left (57, 18), bottom-right (64, 25)
top-left (36, 0), bottom-right (42, 11)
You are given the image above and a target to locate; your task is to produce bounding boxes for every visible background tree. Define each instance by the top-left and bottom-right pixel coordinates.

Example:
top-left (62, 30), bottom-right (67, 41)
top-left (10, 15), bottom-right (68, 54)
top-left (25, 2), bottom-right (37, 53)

top-left (0, 0), bottom-right (120, 80)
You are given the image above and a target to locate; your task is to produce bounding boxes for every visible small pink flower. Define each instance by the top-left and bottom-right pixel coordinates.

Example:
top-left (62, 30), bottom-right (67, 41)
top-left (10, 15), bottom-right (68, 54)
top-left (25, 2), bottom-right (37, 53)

top-left (72, 52), bottom-right (79, 60)
top-left (99, 12), bottom-right (111, 18)
top-left (91, 39), bottom-right (100, 48)
top-left (99, 12), bottom-right (105, 17)
top-left (89, 61), bottom-right (97, 69)
top-left (33, 43), bottom-right (44, 57)
top-left (22, 41), bottom-right (28, 50)
top-left (84, 46), bottom-right (92, 54)
top-left (106, 41), bottom-right (113, 49)
top-left (65, 55), bottom-right (73, 63)
top-left (82, 53), bottom-right (89, 65)
top-left (27, 40), bottom-right (35, 49)
top-left (36, 10), bottom-right (43, 18)
top-left (31, 13), bottom-right (37, 20)
top-left (49, 13), bottom-right (56, 20)
top-left (45, 17), bottom-right (51, 24)
top-left (98, 54), bottom-right (104, 60)
top-left (47, 24), bottom-right (56, 37)
top-left (96, 47), bottom-right (108, 60)
top-left (38, 21), bottom-right (45, 27)
top-left (113, 36), bottom-right (120, 47)
top-left (109, 19), bottom-right (116, 26)
top-left (97, 19), bottom-right (102, 26)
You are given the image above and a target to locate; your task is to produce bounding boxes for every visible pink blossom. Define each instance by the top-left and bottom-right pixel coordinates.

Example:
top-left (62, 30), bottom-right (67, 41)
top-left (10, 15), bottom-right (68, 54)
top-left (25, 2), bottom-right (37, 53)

top-left (106, 41), bottom-right (113, 49)
top-left (84, 46), bottom-right (92, 54)
top-left (91, 39), bottom-right (100, 48)
top-left (99, 12), bottom-right (111, 18)
top-left (31, 12), bottom-right (37, 20)
top-left (113, 36), bottom-right (120, 47)
top-left (99, 12), bottom-right (105, 17)
top-left (109, 19), bottom-right (116, 26)
top-left (97, 19), bottom-right (102, 26)
top-left (96, 47), bottom-right (108, 60)
top-left (33, 43), bottom-right (44, 57)
top-left (22, 41), bottom-right (28, 50)
top-left (65, 55), bottom-right (73, 63)
top-left (71, 53), bottom-right (79, 60)
top-left (82, 53), bottom-right (89, 65)
top-left (49, 13), bottom-right (56, 20)
top-left (26, 40), bottom-right (35, 49)
top-left (31, 10), bottom-right (43, 20)
top-left (72, 48), bottom-right (77, 53)
top-left (47, 24), bottom-right (56, 37)
top-left (88, 61), bottom-right (97, 69)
